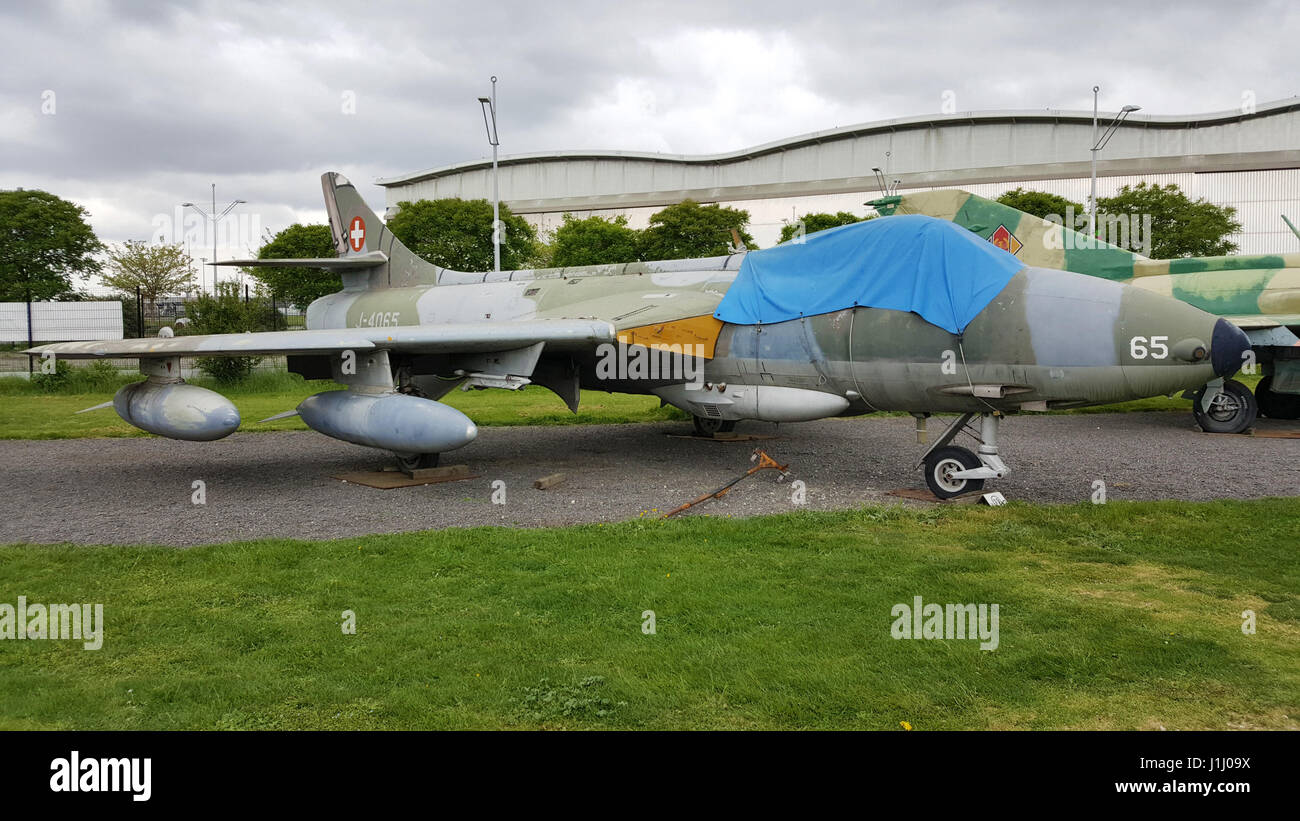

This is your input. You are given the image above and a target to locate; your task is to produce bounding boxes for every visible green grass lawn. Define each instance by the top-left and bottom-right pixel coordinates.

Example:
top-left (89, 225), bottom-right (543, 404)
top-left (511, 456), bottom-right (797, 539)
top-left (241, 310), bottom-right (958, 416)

top-left (2, 499), bottom-right (1296, 730)
top-left (0, 369), bottom-right (1258, 440)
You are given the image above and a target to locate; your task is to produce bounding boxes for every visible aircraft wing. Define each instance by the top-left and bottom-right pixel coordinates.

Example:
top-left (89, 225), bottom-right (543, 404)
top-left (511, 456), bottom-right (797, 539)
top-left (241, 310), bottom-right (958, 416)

top-left (24, 319), bottom-right (616, 359)
top-left (1223, 314), bottom-right (1300, 330)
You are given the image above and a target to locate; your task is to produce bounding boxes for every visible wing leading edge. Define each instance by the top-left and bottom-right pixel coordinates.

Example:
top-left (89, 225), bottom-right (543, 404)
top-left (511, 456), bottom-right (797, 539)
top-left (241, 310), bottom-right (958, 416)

top-left (24, 320), bottom-right (617, 359)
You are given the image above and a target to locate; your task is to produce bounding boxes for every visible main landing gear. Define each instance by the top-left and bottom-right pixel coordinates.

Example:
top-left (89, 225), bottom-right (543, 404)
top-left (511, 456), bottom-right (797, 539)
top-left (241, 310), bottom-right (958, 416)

top-left (918, 413), bottom-right (1008, 500)
top-left (1257, 375), bottom-right (1300, 420)
top-left (394, 452), bottom-right (440, 472)
top-left (692, 414), bottom-right (737, 437)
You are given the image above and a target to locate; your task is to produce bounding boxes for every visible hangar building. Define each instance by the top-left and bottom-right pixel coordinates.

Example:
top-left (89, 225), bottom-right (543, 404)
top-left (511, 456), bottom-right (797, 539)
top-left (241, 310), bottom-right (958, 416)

top-left (378, 98), bottom-right (1300, 255)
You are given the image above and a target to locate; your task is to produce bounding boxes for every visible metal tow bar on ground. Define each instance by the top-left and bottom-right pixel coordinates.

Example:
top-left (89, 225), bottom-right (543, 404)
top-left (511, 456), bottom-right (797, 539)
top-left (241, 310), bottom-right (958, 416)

top-left (662, 449), bottom-right (790, 519)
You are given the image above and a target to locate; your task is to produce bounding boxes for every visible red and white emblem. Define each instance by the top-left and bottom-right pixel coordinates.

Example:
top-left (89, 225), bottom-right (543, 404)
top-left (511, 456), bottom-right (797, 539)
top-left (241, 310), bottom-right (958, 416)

top-left (348, 216), bottom-right (366, 252)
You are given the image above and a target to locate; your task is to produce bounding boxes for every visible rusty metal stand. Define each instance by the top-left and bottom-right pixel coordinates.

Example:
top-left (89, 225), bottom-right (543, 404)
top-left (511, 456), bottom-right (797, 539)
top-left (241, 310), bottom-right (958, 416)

top-left (662, 449), bottom-right (790, 519)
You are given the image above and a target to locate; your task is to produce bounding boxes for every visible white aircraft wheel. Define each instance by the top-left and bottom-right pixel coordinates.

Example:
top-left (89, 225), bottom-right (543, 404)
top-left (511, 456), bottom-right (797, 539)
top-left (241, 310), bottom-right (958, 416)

top-left (692, 415), bottom-right (736, 437)
top-left (1192, 379), bottom-right (1258, 434)
top-left (924, 446), bottom-right (985, 500)
top-left (395, 452), bottom-right (440, 472)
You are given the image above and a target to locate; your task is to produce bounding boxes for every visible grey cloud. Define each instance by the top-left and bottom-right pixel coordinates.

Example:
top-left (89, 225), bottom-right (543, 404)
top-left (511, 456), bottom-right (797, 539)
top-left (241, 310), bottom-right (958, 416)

top-left (0, 0), bottom-right (1295, 247)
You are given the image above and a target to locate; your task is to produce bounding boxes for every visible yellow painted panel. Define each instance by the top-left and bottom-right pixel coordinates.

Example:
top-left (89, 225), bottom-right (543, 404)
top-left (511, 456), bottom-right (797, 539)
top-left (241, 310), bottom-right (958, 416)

top-left (616, 314), bottom-right (723, 358)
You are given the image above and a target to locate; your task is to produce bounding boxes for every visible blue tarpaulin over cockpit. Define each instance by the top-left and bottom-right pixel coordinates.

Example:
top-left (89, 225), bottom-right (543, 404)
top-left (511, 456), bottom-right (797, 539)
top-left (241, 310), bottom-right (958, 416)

top-left (714, 214), bottom-right (1025, 334)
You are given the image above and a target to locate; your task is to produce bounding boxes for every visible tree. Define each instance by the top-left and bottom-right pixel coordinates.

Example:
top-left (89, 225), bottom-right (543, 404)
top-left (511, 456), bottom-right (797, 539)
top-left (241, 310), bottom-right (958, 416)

top-left (0, 189), bottom-right (103, 302)
top-left (778, 211), bottom-right (869, 244)
top-left (639, 200), bottom-right (756, 260)
top-left (386, 198), bottom-right (538, 271)
top-left (244, 223), bottom-right (338, 310)
top-left (101, 240), bottom-right (193, 317)
top-left (1097, 182), bottom-right (1242, 258)
top-left (996, 188), bottom-right (1086, 222)
top-left (549, 213), bottom-right (642, 266)
top-left (184, 280), bottom-right (276, 383)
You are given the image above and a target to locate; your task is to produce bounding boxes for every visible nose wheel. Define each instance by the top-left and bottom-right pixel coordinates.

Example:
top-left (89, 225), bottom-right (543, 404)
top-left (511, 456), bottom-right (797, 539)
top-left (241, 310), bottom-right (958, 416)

top-left (1192, 378), bottom-right (1257, 434)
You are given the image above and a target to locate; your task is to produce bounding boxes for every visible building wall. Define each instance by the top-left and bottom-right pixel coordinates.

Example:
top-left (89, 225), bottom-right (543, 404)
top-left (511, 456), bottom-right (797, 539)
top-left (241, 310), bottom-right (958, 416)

top-left (380, 101), bottom-right (1300, 257)
top-left (517, 169), bottom-right (1300, 256)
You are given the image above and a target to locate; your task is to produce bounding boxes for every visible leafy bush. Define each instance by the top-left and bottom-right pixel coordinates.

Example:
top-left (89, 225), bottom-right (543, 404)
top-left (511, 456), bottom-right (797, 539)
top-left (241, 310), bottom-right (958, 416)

top-left (30, 357), bottom-right (71, 391)
top-left (185, 281), bottom-right (277, 384)
top-left (195, 355), bottom-right (258, 384)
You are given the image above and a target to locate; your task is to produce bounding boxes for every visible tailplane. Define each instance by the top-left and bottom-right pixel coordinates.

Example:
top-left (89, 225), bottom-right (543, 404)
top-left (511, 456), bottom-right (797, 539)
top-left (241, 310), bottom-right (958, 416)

top-left (221, 172), bottom-right (442, 289)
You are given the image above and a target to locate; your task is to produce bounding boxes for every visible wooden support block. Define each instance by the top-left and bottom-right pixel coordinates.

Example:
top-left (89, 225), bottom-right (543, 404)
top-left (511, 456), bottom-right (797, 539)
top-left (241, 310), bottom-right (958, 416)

top-left (533, 472), bottom-right (567, 490)
top-left (333, 465), bottom-right (477, 489)
top-left (409, 464), bottom-right (471, 481)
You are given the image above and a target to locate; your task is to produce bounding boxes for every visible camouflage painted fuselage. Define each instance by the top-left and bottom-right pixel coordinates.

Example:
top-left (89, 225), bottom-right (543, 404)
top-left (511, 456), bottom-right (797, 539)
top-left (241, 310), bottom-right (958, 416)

top-left (306, 254), bottom-right (1237, 417)
top-left (871, 188), bottom-right (1300, 398)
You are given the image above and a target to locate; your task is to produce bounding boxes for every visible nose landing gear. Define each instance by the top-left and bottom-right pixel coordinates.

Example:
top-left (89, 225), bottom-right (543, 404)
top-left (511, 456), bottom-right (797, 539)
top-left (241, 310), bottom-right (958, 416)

top-left (918, 412), bottom-right (1008, 500)
top-left (1191, 378), bottom-right (1258, 434)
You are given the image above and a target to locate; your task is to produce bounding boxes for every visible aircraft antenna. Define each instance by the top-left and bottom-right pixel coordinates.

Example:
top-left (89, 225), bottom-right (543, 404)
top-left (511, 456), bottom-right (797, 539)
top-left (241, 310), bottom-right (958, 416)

top-left (1282, 215), bottom-right (1300, 243)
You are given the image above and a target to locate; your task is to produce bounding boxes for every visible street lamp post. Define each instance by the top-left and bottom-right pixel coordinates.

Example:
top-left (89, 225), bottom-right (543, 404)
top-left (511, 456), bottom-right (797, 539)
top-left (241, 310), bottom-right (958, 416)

top-left (478, 76), bottom-right (500, 273)
top-left (182, 184), bottom-right (245, 293)
top-left (1089, 86), bottom-right (1141, 239)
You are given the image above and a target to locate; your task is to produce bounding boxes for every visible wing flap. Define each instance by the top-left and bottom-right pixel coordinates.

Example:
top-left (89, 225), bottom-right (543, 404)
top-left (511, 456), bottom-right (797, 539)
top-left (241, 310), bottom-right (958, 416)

top-left (24, 320), bottom-right (616, 359)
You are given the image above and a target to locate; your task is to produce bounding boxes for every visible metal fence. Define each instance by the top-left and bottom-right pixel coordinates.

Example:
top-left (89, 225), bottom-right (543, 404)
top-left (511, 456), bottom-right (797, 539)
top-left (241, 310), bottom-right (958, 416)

top-left (0, 288), bottom-right (307, 375)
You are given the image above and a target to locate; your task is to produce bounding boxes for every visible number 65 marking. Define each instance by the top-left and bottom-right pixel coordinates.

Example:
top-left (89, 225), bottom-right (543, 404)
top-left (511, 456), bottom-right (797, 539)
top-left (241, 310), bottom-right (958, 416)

top-left (1129, 335), bottom-right (1168, 359)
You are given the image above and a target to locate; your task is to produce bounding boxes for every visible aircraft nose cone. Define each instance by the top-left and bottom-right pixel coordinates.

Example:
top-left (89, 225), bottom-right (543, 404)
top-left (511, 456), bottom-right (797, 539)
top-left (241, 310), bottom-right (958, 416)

top-left (1211, 318), bottom-right (1250, 378)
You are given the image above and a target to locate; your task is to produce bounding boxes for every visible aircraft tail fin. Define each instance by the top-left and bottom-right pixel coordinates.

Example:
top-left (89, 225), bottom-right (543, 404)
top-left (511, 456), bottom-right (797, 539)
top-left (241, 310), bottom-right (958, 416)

top-left (322, 171), bottom-right (443, 288)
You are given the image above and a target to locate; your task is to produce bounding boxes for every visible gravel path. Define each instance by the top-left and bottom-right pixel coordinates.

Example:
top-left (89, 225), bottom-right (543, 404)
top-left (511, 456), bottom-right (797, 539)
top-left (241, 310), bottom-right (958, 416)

top-left (1, 412), bottom-right (1297, 546)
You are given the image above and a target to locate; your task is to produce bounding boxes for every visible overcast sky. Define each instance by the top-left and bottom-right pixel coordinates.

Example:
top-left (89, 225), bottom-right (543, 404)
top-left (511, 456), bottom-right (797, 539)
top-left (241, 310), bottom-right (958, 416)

top-left (2, 0), bottom-right (1296, 267)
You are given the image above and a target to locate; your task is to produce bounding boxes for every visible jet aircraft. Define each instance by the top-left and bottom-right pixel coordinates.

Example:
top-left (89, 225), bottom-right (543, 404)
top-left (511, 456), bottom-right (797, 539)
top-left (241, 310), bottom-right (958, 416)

top-left (27, 173), bottom-right (1249, 498)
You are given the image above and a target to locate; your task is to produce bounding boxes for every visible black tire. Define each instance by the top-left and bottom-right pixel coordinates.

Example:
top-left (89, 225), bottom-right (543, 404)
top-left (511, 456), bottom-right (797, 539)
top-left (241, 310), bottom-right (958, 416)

top-left (395, 452), bottom-right (440, 472)
top-left (1192, 379), bottom-right (1258, 434)
top-left (693, 415), bottom-right (737, 437)
top-left (923, 446), bottom-right (985, 500)
top-left (1256, 375), bottom-right (1300, 420)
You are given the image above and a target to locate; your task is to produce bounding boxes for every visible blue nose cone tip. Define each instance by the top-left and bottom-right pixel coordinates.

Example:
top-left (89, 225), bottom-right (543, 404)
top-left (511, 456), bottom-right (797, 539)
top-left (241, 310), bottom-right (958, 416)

top-left (1211, 318), bottom-right (1251, 378)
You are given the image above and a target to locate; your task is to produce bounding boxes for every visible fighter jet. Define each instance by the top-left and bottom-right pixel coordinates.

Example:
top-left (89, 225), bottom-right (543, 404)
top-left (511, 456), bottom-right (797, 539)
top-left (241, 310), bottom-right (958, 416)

top-left (869, 188), bottom-right (1299, 435)
top-left (27, 173), bottom-right (1249, 499)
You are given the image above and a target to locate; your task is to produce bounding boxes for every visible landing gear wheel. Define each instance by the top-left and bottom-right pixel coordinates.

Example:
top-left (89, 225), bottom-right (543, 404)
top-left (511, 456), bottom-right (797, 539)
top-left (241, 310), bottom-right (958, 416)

top-left (395, 452), bottom-right (440, 472)
top-left (1256, 376), bottom-right (1300, 420)
top-left (923, 446), bottom-right (985, 500)
top-left (1192, 379), bottom-right (1258, 434)
top-left (693, 415), bottom-right (736, 437)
